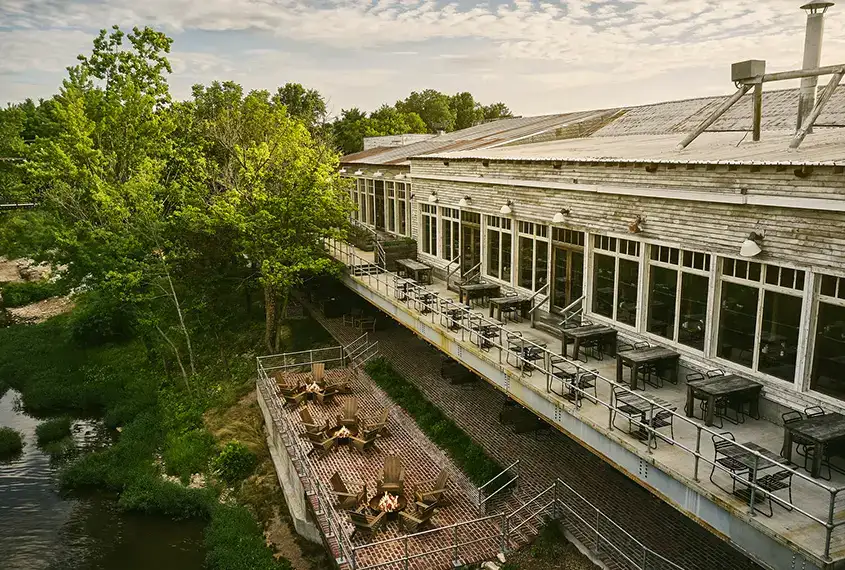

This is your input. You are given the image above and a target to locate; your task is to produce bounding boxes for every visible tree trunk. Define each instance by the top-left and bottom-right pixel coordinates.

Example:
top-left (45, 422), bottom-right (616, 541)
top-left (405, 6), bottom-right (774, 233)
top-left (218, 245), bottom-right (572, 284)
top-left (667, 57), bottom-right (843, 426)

top-left (155, 324), bottom-right (191, 394)
top-left (264, 284), bottom-right (278, 353)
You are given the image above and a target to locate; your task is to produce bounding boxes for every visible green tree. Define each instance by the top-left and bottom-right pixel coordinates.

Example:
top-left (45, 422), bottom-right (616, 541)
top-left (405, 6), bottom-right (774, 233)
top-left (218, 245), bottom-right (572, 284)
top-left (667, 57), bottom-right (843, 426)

top-left (0, 105), bottom-right (27, 202)
top-left (331, 108), bottom-right (371, 155)
top-left (367, 105), bottom-right (426, 137)
top-left (272, 83), bottom-right (327, 132)
top-left (450, 92), bottom-right (483, 130)
top-left (396, 89), bottom-right (455, 133)
top-left (482, 102), bottom-right (513, 122)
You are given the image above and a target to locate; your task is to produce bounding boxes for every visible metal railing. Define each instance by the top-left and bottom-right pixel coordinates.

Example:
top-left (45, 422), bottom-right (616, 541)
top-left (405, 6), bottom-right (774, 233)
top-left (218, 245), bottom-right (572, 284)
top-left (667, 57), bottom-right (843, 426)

top-left (463, 261), bottom-right (482, 285)
top-left (558, 295), bottom-right (585, 327)
top-left (445, 253), bottom-right (462, 289)
top-left (526, 282), bottom-right (551, 327)
top-left (351, 219), bottom-right (386, 267)
top-left (478, 460), bottom-right (520, 515)
top-left (324, 237), bottom-right (845, 562)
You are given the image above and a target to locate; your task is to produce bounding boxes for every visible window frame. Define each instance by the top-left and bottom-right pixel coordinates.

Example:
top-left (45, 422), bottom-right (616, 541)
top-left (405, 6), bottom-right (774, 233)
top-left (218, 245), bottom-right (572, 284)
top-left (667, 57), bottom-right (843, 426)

top-left (516, 220), bottom-right (551, 292)
top-left (420, 203), bottom-right (438, 256)
top-left (485, 215), bottom-right (513, 284)
top-left (590, 235), bottom-right (641, 328)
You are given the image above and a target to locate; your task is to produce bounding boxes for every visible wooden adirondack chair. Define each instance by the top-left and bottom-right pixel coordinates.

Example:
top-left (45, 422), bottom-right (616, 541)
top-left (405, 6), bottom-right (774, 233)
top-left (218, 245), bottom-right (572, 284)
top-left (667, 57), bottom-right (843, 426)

top-left (314, 389), bottom-right (334, 406)
top-left (377, 455), bottom-right (405, 496)
top-left (338, 398), bottom-right (359, 429)
top-left (347, 506), bottom-right (386, 539)
top-left (414, 469), bottom-right (448, 506)
top-left (330, 472), bottom-right (367, 510)
top-left (399, 506), bottom-right (437, 533)
top-left (299, 407), bottom-right (326, 436)
top-left (283, 391), bottom-right (307, 408)
top-left (311, 362), bottom-right (325, 387)
top-left (306, 432), bottom-right (336, 457)
top-left (363, 408), bottom-right (389, 435)
top-left (350, 428), bottom-right (379, 453)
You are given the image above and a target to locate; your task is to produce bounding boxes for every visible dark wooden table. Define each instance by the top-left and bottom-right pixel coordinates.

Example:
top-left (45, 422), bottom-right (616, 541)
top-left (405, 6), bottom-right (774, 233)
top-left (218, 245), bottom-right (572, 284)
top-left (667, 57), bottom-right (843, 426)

top-left (459, 282), bottom-right (501, 306)
top-left (686, 375), bottom-right (763, 427)
top-left (396, 258), bottom-right (432, 284)
top-left (561, 324), bottom-right (617, 360)
top-left (441, 302), bottom-right (470, 331)
top-left (470, 318), bottom-right (502, 349)
top-left (489, 296), bottom-right (530, 321)
top-left (616, 347), bottom-right (680, 390)
top-left (614, 391), bottom-right (676, 442)
top-left (506, 334), bottom-right (548, 371)
top-left (783, 413), bottom-right (845, 478)
top-left (722, 441), bottom-right (787, 510)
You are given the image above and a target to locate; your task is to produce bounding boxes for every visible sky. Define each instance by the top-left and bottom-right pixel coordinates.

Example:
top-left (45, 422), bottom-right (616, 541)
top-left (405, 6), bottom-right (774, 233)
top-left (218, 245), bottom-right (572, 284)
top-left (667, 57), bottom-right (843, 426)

top-left (1, 0), bottom-right (844, 117)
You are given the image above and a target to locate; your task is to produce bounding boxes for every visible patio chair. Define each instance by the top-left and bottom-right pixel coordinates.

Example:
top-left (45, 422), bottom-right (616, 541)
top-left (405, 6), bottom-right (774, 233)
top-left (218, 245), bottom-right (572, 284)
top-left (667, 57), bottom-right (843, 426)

top-left (330, 472), bottom-right (367, 510)
top-left (754, 469), bottom-right (794, 517)
top-left (311, 362), bottom-right (325, 387)
top-left (648, 409), bottom-right (675, 449)
top-left (782, 410), bottom-right (831, 479)
top-left (572, 370), bottom-right (598, 407)
top-left (314, 389), bottom-right (334, 406)
top-left (377, 455), bottom-right (405, 496)
top-left (299, 407), bottom-right (326, 437)
top-left (338, 398), bottom-right (360, 430)
top-left (414, 469), bottom-right (449, 507)
top-left (805, 406), bottom-right (825, 418)
top-left (363, 408), bottom-right (389, 436)
top-left (709, 432), bottom-right (748, 493)
top-left (399, 507), bottom-right (437, 532)
top-left (307, 433), bottom-right (336, 457)
top-left (350, 428), bottom-right (380, 453)
top-left (283, 391), bottom-right (307, 408)
top-left (347, 506), bottom-right (386, 539)
top-left (358, 316), bottom-right (377, 332)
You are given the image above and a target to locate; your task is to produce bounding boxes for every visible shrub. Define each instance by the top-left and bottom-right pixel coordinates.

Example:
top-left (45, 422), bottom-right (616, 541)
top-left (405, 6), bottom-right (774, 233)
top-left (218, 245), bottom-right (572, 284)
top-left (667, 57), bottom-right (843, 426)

top-left (68, 292), bottom-right (136, 347)
top-left (0, 427), bottom-right (24, 458)
top-left (118, 475), bottom-right (216, 520)
top-left (163, 429), bottom-right (217, 482)
top-left (0, 279), bottom-right (66, 308)
top-left (36, 417), bottom-right (73, 446)
top-left (364, 358), bottom-right (502, 486)
top-left (205, 504), bottom-right (289, 570)
top-left (211, 441), bottom-right (256, 484)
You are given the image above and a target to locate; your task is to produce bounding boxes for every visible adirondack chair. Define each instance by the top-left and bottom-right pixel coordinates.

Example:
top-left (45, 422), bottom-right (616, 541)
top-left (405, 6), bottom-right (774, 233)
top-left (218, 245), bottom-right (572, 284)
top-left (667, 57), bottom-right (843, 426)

top-left (311, 362), bottom-right (326, 387)
top-left (306, 432), bottom-right (336, 457)
top-left (363, 408), bottom-right (389, 436)
top-left (314, 389), bottom-right (334, 406)
top-left (347, 506), bottom-right (386, 539)
top-left (399, 506), bottom-right (437, 533)
top-left (350, 428), bottom-right (379, 453)
top-left (283, 391), bottom-right (306, 408)
top-left (377, 455), bottom-right (405, 496)
top-left (330, 472), bottom-right (367, 510)
top-left (299, 407), bottom-right (326, 436)
top-left (414, 469), bottom-right (448, 507)
top-left (338, 398), bottom-right (359, 429)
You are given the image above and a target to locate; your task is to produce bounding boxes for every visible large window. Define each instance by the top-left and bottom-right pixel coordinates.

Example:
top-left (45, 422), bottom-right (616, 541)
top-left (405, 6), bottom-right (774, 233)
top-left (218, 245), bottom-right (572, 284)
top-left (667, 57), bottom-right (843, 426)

top-left (551, 229), bottom-right (585, 312)
top-left (365, 179), bottom-right (375, 225)
top-left (517, 221), bottom-right (549, 292)
top-left (812, 275), bottom-right (845, 399)
top-left (486, 215), bottom-right (512, 282)
top-left (396, 183), bottom-right (408, 236)
top-left (441, 207), bottom-right (460, 261)
top-left (716, 258), bottom-right (805, 382)
top-left (591, 236), bottom-right (640, 326)
top-left (386, 182), bottom-right (396, 233)
top-left (646, 246), bottom-right (711, 351)
top-left (420, 204), bottom-right (437, 256)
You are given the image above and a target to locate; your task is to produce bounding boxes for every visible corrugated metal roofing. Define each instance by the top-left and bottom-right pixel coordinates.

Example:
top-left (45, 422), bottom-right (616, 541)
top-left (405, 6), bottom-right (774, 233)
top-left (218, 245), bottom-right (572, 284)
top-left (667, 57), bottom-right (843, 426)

top-left (340, 110), bottom-right (616, 166)
top-left (421, 129), bottom-right (845, 166)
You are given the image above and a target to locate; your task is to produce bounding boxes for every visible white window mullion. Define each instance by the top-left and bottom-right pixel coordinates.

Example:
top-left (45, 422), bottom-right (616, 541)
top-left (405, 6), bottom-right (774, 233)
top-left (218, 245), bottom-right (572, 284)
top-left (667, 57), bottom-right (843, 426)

top-left (795, 271), bottom-right (817, 391)
top-left (673, 270), bottom-right (684, 343)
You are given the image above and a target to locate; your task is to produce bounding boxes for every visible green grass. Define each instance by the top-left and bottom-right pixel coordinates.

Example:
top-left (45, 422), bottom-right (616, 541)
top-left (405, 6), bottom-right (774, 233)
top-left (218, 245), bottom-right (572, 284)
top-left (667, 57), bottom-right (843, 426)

top-left (0, 279), bottom-right (68, 308)
top-left (35, 417), bottom-right (73, 446)
top-left (364, 357), bottom-right (503, 486)
top-left (163, 429), bottom-right (218, 483)
top-left (0, 426), bottom-right (24, 458)
top-left (206, 504), bottom-right (290, 570)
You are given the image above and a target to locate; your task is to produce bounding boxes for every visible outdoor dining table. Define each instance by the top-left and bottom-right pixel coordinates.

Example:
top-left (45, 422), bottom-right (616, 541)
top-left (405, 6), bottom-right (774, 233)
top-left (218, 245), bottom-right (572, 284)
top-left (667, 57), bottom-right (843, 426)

top-left (393, 277), bottom-right (414, 302)
top-left (414, 290), bottom-right (437, 314)
top-left (561, 323), bottom-right (618, 360)
top-left (782, 413), bottom-right (845, 478)
top-left (506, 334), bottom-right (548, 372)
top-left (442, 303), bottom-right (470, 331)
top-left (470, 318), bottom-right (502, 350)
top-left (616, 346), bottom-right (680, 390)
top-left (459, 282), bottom-right (501, 306)
top-left (685, 374), bottom-right (763, 427)
top-left (396, 258), bottom-right (432, 285)
top-left (489, 295), bottom-right (530, 321)
top-left (613, 391), bottom-right (676, 442)
top-left (721, 441), bottom-right (787, 509)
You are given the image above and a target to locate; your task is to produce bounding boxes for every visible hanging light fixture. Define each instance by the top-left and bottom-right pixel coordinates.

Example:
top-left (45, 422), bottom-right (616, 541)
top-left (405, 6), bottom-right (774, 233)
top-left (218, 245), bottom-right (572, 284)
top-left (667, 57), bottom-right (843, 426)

top-left (354, 169), bottom-right (363, 176)
top-left (373, 171), bottom-right (383, 177)
top-left (339, 167), bottom-right (347, 174)
top-left (628, 216), bottom-right (644, 234)
top-left (428, 191), bottom-right (439, 203)
top-left (458, 195), bottom-right (471, 207)
top-left (740, 232), bottom-right (763, 257)
top-left (395, 173), bottom-right (406, 180)
top-left (552, 208), bottom-right (571, 223)
top-left (500, 200), bottom-right (513, 215)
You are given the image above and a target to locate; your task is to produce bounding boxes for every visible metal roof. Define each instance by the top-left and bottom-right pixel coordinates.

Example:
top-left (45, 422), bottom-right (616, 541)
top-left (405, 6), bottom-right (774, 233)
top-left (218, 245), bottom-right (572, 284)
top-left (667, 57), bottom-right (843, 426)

top-left (420, 129), bottom-right (845, 166)
top-left (340, 110), bottom-right (617, 166)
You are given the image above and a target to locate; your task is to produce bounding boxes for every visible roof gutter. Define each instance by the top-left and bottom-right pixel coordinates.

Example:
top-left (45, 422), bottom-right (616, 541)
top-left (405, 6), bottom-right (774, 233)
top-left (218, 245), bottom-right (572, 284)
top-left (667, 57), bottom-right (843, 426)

top-left (409, 173), bottom-right (845, 213)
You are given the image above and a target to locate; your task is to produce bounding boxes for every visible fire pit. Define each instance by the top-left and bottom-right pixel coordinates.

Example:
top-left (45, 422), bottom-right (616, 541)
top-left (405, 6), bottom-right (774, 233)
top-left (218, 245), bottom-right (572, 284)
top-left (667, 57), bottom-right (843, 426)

top-left (369, 492), bottom-right (407, 519)
top-left (305, 382), bottom-right (323, 393)
top-left (327, 424), bottom-right (358, 444)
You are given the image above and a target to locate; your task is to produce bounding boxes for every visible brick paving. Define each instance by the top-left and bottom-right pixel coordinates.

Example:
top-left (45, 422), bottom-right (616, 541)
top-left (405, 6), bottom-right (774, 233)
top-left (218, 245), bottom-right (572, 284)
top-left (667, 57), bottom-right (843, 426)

top-left (306, 293), bottom-right (766, 570)
top-left (272, 367), bottom-right (506, 570)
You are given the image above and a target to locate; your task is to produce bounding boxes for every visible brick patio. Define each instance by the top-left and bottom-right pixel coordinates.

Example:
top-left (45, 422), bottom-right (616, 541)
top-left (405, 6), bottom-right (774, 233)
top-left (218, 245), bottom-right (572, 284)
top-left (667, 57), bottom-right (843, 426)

top-left (268, 366), bottom-right (510, 570)
top-left (304, 292), bottom-right (766, 570)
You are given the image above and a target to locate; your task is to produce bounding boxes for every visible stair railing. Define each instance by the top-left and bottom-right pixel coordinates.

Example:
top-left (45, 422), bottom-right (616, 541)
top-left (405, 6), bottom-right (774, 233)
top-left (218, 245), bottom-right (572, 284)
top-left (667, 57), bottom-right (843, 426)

top-left (463, 261), bottom-right (482, 285)
top-left (525, 282), bottom-right (551, 327)
top-left (477, 459), bottom-right (520, 515)
top-left (351, 219), bottom-right (386, 268)
top-left (445, 253), bottom-right (462, 288)
top-left (558, 295), bottom-right (585, 327)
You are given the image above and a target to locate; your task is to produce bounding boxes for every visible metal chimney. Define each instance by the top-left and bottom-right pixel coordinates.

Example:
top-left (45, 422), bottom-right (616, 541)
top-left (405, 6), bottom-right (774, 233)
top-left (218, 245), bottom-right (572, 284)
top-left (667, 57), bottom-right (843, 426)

top-left (797, 1), bottom-right (835, 132)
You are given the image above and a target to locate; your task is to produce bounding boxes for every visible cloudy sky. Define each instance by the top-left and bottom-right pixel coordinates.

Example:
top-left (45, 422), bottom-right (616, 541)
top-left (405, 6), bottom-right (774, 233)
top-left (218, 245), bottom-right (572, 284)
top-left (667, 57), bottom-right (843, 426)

top-left (2, 0), bottom-right (844, 117)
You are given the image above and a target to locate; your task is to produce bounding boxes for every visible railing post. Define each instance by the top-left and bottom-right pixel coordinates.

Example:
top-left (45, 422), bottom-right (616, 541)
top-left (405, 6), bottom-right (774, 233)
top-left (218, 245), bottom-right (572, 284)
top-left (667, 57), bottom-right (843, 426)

top-left (453, 525), bottom-right (459, 564)
top-left (595, 510), bottom-right (601, 555)
top-left (693, 426), bottom-right (701, 481)
top-left (351, 547), bottom-right (357, 570)
top-left (500, 513), bottom-right (507, 554)
top-left (826, 489), bottom-right (837, 560)
top-left (404, 535), bottom-right (409, 570)
top-left (647, 402), bottom-right (654, 454)
top-left (642, 548), bottom-right (648, 570)
top-left (748, 454), bottom-right (759, 516)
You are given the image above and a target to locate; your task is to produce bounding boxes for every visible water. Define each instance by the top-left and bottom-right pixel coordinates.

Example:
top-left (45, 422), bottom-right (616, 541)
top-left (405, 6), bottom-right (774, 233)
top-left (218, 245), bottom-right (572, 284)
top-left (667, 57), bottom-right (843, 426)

top-left (0, 389), bottom-right (206, 570)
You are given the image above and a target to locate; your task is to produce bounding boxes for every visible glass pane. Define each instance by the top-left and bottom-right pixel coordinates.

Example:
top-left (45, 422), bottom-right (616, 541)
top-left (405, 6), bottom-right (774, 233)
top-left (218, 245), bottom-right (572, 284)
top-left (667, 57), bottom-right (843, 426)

top-left (648, 266), bottom-right (677, 340)
top-left (431, 217), bottom-right (437, 256)
top-left (758, 291), bottom-right (802, 382)
top-left (717, 282), bottom-right (758, 368)
top-left (571, 252), bottom-right (584, 301)
top-left (374, 180), bottom-right (385, 230)
top-left (679, 273), bottom-right (709, 351)
top-left (535, 241), bottom-right (549, 292)
top-left (811, 302), bottom-right (845, 400)
top-left (387, 198), bottom-right (396, 232)
top-left (487, 230), bottom-right (500, 278)
top-left (501, 233), bottom-right (512, 283)
top-left (398, 200), bottom-right (407, 235)
top-left (519, 237), bottom-right (533, 289)
top-left (422, 216), bottom-right (431, 254)
top-left (593, 254), bottom-right (615, 318)
top-left (452, 222), bottom-right (459, 263)
top-left (617, 259), bottom-right (639, 326)
top-left (552, 248), bottom-right (568, 310)
top-left (442, 221), bottom-right (452, 259)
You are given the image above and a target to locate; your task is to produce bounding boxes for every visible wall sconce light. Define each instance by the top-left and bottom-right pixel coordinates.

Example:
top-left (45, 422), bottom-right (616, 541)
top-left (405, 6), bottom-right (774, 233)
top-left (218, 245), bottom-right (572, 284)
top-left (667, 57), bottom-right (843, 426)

top-left (394, 173), bottom-right (406, 180)
top-left (354, 169), bottom-right (363, 176)
top-left (628, 216), bottom-right (644, 234)
top-left (428, 191), bottom-right (439, 203)
top-left (500, 200), bottom-right (513, 215)
top-left (740, 232), bottom-right (763, 257)
top-left (339, 167), bottom-right (347, 174)
top-left (458, 196), bottom-right (471, 207)
top-left (373, 171), bottom-right (383, 177)
top-left (552, 208), bottom-right (571, 223)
